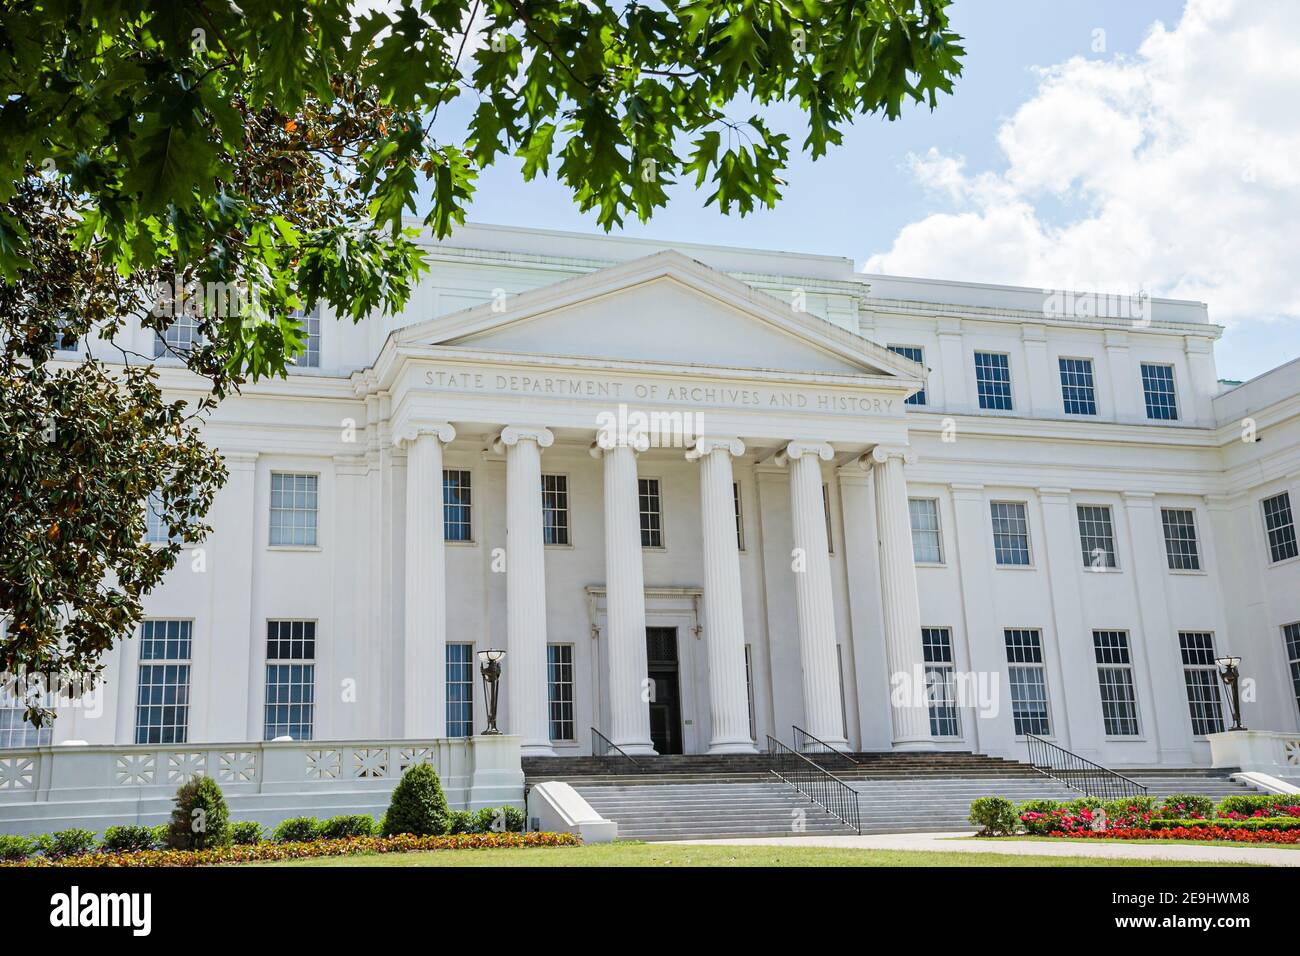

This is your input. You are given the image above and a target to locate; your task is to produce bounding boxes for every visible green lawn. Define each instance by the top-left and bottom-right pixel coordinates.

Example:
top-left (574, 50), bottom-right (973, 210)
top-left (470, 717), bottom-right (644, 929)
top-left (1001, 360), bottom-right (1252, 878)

top-left (977, 835), bottom-right (1300, 851)
top-left (250, 842), bottom-right (1247, 868)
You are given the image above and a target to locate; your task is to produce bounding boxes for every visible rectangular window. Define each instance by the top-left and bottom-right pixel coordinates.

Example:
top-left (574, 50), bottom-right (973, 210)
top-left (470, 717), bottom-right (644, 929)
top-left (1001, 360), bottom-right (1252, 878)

top-left (974, 351), bottom-right (1013, 410)
top-left (1178, 631), bottom-right (1224, 736)
top-left (1141, 363), bottom-right (1179, 420)
top-left (135, 620), bottom-right (192, 744)
top-left (263, 620), bottom-right (316, 741)
top-left (744, 644), bottom-right (756, 741)
top-left (446, 643), bottom-right (473, 739)
top-left (0, 650), bottom-right (52, 748)
top-left (1093, 631), bottom-right (1139, 736)
top-left (154, 312), bottom-right (199, 358)
top-left (1004, 628), bottom-right (1050, 736)
top-left (909, 498), bottom-right (943, 564)
top-left (1058, 357), bottom-right (1098, 415)
top-left (823, 484), bottom-right (834, 553)
top-left (888, 345), bottom-right (927, 405)
top-left (269, 472), bottom-right (318, 547)
top-left (291, 305), bottom-right (321, 368)
top-left (734, 482), bottom-right (745, 551)
top-left (1284, 622), bottom-right (1300, 720)
top-left (54, 317), bottom-right (78, 352)
top-left (541, 474), bottom-right (570, 545)
top-left (1261, 492), bottom-right (1298, 564)
top-left (1161, 508), bottom-right (1201, 571)
top-left (1077, 505), bottom-right (1118, 569)
top-left (639, 477), bottom-right (663, 548)
top-left (922, 627), bottom-right (960, 738)
top-left (443, 469), bottom-right (472, 542)
top-left (546, 644), bottom-right (575, 742)
top-left (144, 490), bottom-right (173, 544)
top-left (990, 501), bottom-right (1031, 566)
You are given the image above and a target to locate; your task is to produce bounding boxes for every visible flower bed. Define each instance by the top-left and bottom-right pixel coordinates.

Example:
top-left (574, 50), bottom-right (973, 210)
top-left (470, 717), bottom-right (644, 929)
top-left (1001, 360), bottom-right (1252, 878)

top-left (1044, 825), bottom-right (1300, 845)
top-left (1, 831), bottom-right (582, 868)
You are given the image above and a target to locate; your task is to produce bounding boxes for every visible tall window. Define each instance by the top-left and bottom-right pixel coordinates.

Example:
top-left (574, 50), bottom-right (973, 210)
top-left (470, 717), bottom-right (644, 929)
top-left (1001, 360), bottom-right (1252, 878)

top-left (541, 474), bottom-right (570, 545)
top-left (1178, 631), bottom-right (1224, 736)
top-left (269, 472), bottom-right (318, 546)
top-left (744, 644), bottom-right (756, 740)
top-left (1284, 622), bottom-right (1300, 720)
top-left (135, 620), bottom-right (192, 744)
top-left (443, 469), bottom-right (472, 542)
top-left (0, 622), bottom-right (52, 747)
top-left (888, 345), bottom-right (927, 405)
top-left (54, 316), bottom-right (78, 352)
top-left (1161, 508), bottom-right (1201, 570)
top-left (546, 644), bottom-right (574, 742)
top-left (154, 311), bottom-right (199, 358)
top-left (264, 620), bottom-right (316, 740)
top-left (733, 482), bottom-right (745, 551)
top-left (1261, 492), bottom-right (1298, 564)
top-left (144, 490), bottom-right (173, 544)
top-left (1077, 505), bottom-right (1117, 569)
top-left (291, 305), bottom-right (321, 368)
top-left (639, 477), bottom-right (663, 548)
top-left (446, 643), bottom-right (473, 738)
top-left (909, 498), bottom-right (943, 564)
top-left (1058, 357), bottom-right (1098, 415)
top-left (922, 627), bottom-right (960, 738)
top-left (1140, 363), bottom-right (1179, 420)
top-left (1004, 629), bottom-right (1050, 736)
top-left (1093, 631), bottom-right (1139, 736)
top-left (990, 501), bottom-right (1031, 566)
top-left (974, 351), bottom-right (1013, 410)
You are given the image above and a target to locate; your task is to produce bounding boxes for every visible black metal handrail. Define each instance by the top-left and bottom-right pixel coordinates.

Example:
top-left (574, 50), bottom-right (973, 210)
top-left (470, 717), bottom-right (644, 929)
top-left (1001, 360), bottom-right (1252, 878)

top-left (590, 727), bottom-right (645, 771)
top-left (766, 735), bottom-right (861, 833)
top-left (792, 725), bottom-right (860, 767)
top-left (1024, 733), bottom-right (1148, 800)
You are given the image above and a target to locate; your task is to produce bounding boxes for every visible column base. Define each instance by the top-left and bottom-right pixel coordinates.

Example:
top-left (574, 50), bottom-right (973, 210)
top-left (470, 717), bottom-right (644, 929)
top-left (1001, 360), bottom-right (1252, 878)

top-left (892, 738), bottom-right (938, 752)
top-left (520, 742), bottom-right (557, 758)
top-left (708, 739), bottom-right (759, 755)
top-left (615, 742), bottom-right (658, 757)
top-left (801, 737), bottom-right (851, 753)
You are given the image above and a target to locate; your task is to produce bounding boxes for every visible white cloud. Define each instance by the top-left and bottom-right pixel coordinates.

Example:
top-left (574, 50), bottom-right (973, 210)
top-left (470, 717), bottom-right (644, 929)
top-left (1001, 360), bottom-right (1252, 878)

top-left (864, 0), bottom-right (1300, 330)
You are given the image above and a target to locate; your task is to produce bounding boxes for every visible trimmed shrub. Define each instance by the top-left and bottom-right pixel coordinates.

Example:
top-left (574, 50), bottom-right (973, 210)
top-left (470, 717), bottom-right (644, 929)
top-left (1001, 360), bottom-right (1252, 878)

top-left (1102, 795), bottom-right (1159, 829)
top-left (1151, 816), bottom-right (1300, 833)
top-left (101, 825), bottom-right (159, 853)
top-left (447, 810), bottom-right (475, 835)
top-left (231, 821), bottom-right (264, 845)
top-left (503, 806), bottom-right (525, 833)
top-left (318, 815), bottom-right (375, 839)
top-left (1017, 799), bottom-right (1066, 836)
top-left (150, 824), bottom-right (169, 847)
top-left (272, 817), bottom-right (321, 843)
top-left (382, 763), bottom-right (449, 836)
top-left (0, 834), bottom-right (35, 861)
top-left (1159, 793), bottom-right (1214, 820)
top-left (167, 776), bottom-right (231, 850)
top-left (38, 828), bottom-right (98, 858)
top-left (473, 807), bottom-right (505, 833)
top-left (969, 796), bottom-right (1018, 836)
top-left (1216, 794), bottom-right (1300, 820)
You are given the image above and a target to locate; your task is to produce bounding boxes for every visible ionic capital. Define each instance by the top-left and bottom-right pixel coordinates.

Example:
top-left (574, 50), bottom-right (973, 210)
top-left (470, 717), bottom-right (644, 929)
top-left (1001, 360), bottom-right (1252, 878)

top-left (392, 421), bottom-right (456, 449)
top-left (686, 436), bottom-right (745, 462)
top-left (858, 444), bottom-right (917, 469)
top-left (492, 425), bottom-right (555, 454)
top-left (775, 440), bottom-right (835, 467)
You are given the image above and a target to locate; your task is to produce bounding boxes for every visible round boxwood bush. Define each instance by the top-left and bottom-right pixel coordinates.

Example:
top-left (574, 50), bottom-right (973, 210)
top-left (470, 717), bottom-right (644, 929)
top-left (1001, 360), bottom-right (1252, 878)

top-left (969, 796), bottom-right (1018, 836)
top-left (272, 816), bottom-right (321, 843)
top-left (0, 834), bottom-right (35, 861)
top-left (167, 776), bottom-right (230, 850)
top-left (503, 806), bottom-right (525, 833)
top-left (101, 824), bottom-right (159, 853)
top-left (231, 821), bottom-right (264, 845)
top-left (446, 809), bottom-right (475, 835)
top-left (318, 814), bottom-right (375, 839)
top-left (382, 763), bottom-right (449, 836)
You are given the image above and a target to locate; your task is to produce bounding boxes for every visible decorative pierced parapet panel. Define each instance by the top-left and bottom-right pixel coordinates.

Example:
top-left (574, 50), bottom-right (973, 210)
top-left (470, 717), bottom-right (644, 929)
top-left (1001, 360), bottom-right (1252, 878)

top-left (219, 751), bottom-right (258, 783)
top-left (115, 753), bottom-right (156, 785)
top-left (351, 748), bottom-right (389, 779)
top-left (0, 756), bottom-right (35, 791)
top-left (306, 749), bottom-right (341, 780)
top-left (1286, 739), bottom-right (1300, 767)
top-left (398, 747), bottom-right (434, 772)
top-left (167, 752), bottom-right (207, 784)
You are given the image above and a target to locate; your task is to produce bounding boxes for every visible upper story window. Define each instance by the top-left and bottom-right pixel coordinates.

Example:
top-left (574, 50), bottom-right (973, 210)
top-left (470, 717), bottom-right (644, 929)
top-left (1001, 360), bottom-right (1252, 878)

top-left (154, 312), bottom-right (199, 358)
top-left (909, 498), bottom-right (943, 564)
top-left (144, 490), bottom-right (173, 544)
top-left (887, 345), bottom-right (927, 405)
top-left (1140, 363), bottom-right (1179, 420)
top-left (822, 484), bottom-right (834, 554)
top-left (1161, 508), bottom-right (1201, 571)
top-left (1058, 357), bottom-right (1097, 415)
top-left (733, 482), bottom-right (745, 551)
top-left (269, 472), bottom-right (318, 547)
top-left (990, 501), bottom-right (1031, 566)
top-left (291, 305), bottom-right (321, 368)
top-left (54, 316), bottom-right (79, 352)
top-left (541, 474), bottom-right (570, 545)
top-left (639, 477), bottom-right (663, 548)
top-left (1261, 492), bottom-right (1298, 564)
top-left (1077, 504), bottom-right (1117, 570)
top-left (443, 469), bottom-right (472, 542)
top-left (973, 351), bottom-right (1013, 410)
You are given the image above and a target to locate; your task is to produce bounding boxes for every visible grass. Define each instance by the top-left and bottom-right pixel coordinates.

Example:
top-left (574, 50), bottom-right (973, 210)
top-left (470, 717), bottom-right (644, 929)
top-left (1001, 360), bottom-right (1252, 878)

top-left (980, 835), bottom-right (1300, 851)
top-left (250, 841), bottom-right (1245, 868)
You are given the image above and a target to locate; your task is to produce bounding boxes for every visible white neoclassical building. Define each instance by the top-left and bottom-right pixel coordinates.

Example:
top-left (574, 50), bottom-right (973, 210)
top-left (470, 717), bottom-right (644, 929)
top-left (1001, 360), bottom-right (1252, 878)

top-left (16, 222), bottom-right (1300, 776)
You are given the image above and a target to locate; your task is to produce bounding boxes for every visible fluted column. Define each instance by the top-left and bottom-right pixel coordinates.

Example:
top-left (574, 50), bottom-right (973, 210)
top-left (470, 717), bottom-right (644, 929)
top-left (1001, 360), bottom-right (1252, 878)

top-left (686, 437), bottom-right (758, 754)
top-left (778, 440), bottom-right (848, 748)
top-left (493, 425), bottom-right (555, 756)
top-left (397, 422), bottom-right (455, 738)
top-left (862, 445), bottom-right (933, 749)
top-left (591, 436), bottom-right (656, 755)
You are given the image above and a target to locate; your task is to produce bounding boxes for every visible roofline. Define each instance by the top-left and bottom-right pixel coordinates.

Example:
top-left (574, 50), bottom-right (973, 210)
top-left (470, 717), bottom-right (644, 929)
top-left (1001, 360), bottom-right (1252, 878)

top-left (859, 270), bottom-right (1207, 309)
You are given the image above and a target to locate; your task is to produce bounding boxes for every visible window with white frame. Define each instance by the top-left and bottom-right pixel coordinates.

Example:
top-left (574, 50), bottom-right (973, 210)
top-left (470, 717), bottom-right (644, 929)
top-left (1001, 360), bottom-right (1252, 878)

top-left (733, 482), bottom-right (745, 551)
top-left (1004, 629), bottom-right (1050, 736)
top-left (1284, 622), bottom-right (1300, 720)
top-left (443, 469), bottom-right (472, 542)
top-left (144, 490), bottom-right (173, 544)
top-left (990, 501), bottom-right (1031, 566)
top-left (922, 627), bottom-right (960, 738)
top-left (0, 620), bottom-right (52, 748)
top-left (269, 472), bottom-right (318, 546)
top-left (291, 305), bottom-right (321, 368)
top-left (54, 316), bottom-right (78, 352)
top-left (887, 345), bottom-right (927, 405)
top-left (263, 620), bottom-right (316, 740)
top-left (546, 644), bottom-right (574, 741)
top-left (541, 474), bottom-right (570, 545)
top-left (1161, 508), bottom-right (1201, 571)
top-left (154, 311), bottom-right (200, 358)
top-left (446, 643), bottom-right (473, 738)
top-left (744, 644), bottom-right (756, 741)
top-left (909, 498), bottom-right (943, 564)
top-left (135, 620), bottom-right (192, 744)
top-left (974, 351), bottom-right (1013, 410)
top-left (639, 478), bottom-right (663, 548)
top-left (1140, 363), bottom-right (1179, 420)
top-left (1077, 505), bottom-right (1117, 569)
top-left (1261, 492), bottom-right (1298, 564)
top-left (1178, 631), bottom-right (1224, 736)
top-left (1058, 357), bottom-right (1098, 415)
top-left (1093, 631), bottom-right (1139, 736)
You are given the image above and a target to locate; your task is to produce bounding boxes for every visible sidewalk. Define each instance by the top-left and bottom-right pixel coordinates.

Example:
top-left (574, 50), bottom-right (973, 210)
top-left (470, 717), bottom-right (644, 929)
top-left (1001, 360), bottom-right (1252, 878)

top-left (669, 831), bottom-right (1300, 866)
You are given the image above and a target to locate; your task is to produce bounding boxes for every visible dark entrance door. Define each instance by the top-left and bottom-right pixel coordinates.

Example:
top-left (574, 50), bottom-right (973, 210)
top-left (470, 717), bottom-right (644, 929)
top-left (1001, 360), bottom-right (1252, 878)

top-left (646, 627), bottom-right (683, 755)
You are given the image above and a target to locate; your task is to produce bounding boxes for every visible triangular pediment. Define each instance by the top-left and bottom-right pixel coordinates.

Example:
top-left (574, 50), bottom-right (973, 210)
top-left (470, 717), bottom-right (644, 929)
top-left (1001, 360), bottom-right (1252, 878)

top-left (395, 250), bottom-right (923, 383)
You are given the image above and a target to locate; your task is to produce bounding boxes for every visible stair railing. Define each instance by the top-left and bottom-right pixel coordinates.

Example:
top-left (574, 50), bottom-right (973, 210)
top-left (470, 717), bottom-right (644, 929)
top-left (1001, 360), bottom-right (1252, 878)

top-left (1024, 733), bottom-right (1148, 800)
top-left (766, 735), bottom-right (861, 833)
top-left (590, 727), bottom-right (645, 772)
top-left (792, 725), bottom-right (860, 767)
